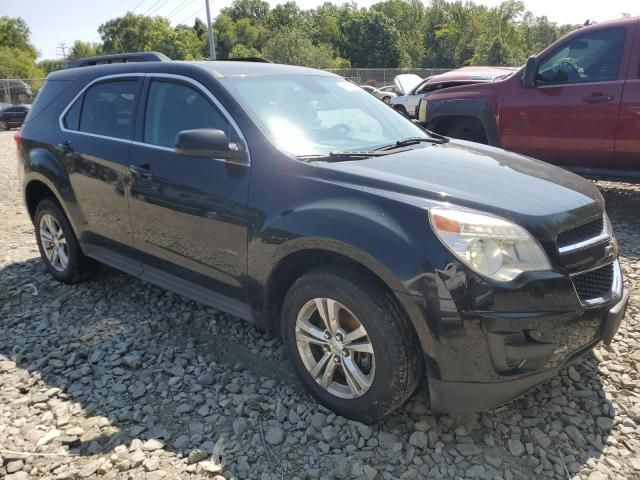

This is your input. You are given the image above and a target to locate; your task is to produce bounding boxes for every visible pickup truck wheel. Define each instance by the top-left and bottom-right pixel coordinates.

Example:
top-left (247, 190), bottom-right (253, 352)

top-left (35, 199), bottom-right (90, 284)
top-left (394, 105), bottom-right (410, 117)
top-left (446, 118), bottom-right (487, 144)
top-left (281, 266), bottom-right (422, 422)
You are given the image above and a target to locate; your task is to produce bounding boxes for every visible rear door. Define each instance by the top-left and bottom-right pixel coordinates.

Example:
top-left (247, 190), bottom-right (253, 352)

top-left (127, 75), bottom-right (250, 303)
top-left (59, 75), bottom-right (142, 261)
top-left (614, 21), bottom-right (640, 169)
top-left (501, 26), bottom-right (630, 168)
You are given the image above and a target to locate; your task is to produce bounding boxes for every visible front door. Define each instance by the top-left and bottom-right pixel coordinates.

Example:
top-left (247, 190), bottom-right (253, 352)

top-left (59, 76), bottom-right (142, 255)
top-left (500, 26), bottom-right (629, 168)
top-left (128, 77), bottom-right (250, 301)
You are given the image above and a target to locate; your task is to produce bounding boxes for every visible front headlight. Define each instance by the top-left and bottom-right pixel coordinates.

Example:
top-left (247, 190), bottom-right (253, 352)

top-left (429, 207), bottom-right (551, 282)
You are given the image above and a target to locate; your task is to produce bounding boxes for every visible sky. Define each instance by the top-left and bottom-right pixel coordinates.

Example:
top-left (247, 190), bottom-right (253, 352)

top-left (1, 0), bottom-right (638, 60)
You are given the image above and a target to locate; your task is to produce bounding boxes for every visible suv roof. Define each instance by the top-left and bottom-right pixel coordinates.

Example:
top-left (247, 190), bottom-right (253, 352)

top-left (48, 60), bottom-right (337, 82)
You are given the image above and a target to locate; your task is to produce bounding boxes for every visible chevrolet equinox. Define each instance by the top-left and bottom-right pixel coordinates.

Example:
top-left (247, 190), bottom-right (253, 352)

top-left (16, 53), bottom-right (628, 422)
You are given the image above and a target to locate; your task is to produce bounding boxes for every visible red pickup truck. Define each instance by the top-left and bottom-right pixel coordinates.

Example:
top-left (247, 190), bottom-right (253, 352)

top-left (418, 16), bottom-right (640, 180)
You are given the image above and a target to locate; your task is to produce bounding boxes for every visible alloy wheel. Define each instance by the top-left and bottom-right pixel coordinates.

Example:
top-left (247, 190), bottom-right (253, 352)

top-left (39, 213), bottom-right (69, 272)
top-left (0, 120), bottom-right (6, 131)
top-left (295, 298), bottom-right (375, 399)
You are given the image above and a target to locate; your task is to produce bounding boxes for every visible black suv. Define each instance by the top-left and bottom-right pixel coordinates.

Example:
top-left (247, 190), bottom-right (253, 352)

top-left (0, 104), bottom-right (30, 130)
top-left (17, 53), bottom-right (628, 421)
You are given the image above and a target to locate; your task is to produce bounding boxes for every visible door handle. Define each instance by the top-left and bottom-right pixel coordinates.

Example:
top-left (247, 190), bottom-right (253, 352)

top-left (129, 163), bottom-right (153, 178)
top-left (582, 93), bottom-right (614, 104)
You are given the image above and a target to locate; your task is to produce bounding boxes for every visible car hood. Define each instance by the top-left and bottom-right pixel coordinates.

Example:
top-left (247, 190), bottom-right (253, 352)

top-left (315, 140), bottom-right (603, 241)
top-left (424, 66), bottom-right (517, 91)
top-left (393, 74), bottom-right (423, 95)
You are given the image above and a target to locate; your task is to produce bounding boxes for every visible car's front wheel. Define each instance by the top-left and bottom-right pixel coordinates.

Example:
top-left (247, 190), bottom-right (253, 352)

top-left (34, 199), bottom-right (90, 283)
top-left (281, 266), bottom-right (423, 422)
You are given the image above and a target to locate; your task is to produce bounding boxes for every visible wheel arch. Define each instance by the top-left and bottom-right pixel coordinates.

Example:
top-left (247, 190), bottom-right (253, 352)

top-left (23, 147), bottom-right (82, 234)
top-left (425, 98), bottom-right (500, 147)
top-left (261, 239), bottom-right (433, 354)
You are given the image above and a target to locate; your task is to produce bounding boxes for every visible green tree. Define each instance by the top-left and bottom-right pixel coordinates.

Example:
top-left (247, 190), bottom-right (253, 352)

top-left (266, 2), bottom-right (303, 31)
top-left (222, 0), bottom-right (270, 22)
top-left (372, 0), bottom-right (426, 67)
top-left (0, 17), bottom-right (37, 57)
top-left (0, 47), bottom-right (43, 78)
top-left (98, 13), bottom-right (204, 60)
top-left (263, 27), bottom-right (348, 68)
top-left (67, 40), bottom-right (102, 60)
top-left (0, 17), bottom-right (43, 80)
top-left (38, 59), bottom-right (66, 75)
top-left (341, 10), bottom-right (402, 68)
top-left (213, 13), bottom-right (237, 59)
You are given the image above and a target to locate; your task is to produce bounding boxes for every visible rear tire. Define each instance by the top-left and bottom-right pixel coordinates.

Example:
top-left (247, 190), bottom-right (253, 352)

top-left (394, 105), bottom-right (410, 117)
top-left (0, 120), bottom-right (7, 131)
top-left (446, 118), bottom-right (487, 144)
top-left (34, 199), bottom-right (90, 284)
top-left (281, 265), bottom-right (423, 422)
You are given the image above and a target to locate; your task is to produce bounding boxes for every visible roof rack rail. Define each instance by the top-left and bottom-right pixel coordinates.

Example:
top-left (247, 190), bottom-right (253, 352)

top-left (225, 57), bottom-right (272, 63)
top-left (66, 52), bottom-right (171, 69)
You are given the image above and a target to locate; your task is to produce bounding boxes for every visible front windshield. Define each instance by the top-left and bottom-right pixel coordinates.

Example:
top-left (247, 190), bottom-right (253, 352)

top-left (221, 75), bottom-right (431, 156)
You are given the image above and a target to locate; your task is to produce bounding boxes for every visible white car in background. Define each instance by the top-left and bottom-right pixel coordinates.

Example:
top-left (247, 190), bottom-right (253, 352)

top-left (391, 67), bottom-right (518, 118)
top-left (360, 85), bottom-right (397, 104)
top-left (389, 74), bottom-right (425, 118)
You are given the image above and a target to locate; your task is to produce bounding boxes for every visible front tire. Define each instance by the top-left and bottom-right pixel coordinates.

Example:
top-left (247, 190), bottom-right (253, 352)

top-left (34, 199), bottom-right (90, 284)
top-left (281, 266), bottom-right (423, 422)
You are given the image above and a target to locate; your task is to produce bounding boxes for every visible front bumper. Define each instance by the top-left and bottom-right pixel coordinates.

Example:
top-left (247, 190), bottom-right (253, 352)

top-left (427, 287), bottom-right (629, 413)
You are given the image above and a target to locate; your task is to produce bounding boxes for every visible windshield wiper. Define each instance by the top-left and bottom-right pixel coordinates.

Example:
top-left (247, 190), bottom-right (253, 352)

top-left (374, 136), bottom-right (447, 151)
top-left (296, 151), bottom-right (391, 162)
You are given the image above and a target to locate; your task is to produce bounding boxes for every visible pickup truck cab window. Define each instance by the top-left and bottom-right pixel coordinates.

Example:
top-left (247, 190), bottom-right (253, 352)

top-left (144, 80), bottom-right (234, 148)
top-left (537, 27), bottom-right (626, 85)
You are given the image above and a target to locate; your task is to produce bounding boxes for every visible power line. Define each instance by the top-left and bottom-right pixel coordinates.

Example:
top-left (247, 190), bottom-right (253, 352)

top-left (176, 5), bottom-right (205, 25)
top-left (166, 0), bottom-right (197, 20)
top-left (143, 0), bottom-right (173, 16)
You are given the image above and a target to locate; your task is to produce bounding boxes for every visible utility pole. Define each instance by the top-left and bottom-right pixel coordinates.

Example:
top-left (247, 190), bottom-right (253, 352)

top-left (205, 0), bottom-right (216, 60)
top-left (57, 43), bottom-right (68, 58)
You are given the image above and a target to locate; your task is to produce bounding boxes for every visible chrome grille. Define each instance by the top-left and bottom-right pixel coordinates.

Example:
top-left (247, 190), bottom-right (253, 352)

top-left (572, 263), bottom-right (614, 302)
top-left (557, 216), bottom-right (604, 250)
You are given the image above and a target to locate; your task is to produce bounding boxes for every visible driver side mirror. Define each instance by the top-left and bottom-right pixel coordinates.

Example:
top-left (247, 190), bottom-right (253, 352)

top-left (175, 128), bottom-right (246, 163)
top-left (523, 56), bottom-right (538, 88)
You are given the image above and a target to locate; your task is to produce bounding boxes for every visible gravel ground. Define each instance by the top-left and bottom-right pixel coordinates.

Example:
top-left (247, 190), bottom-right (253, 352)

top-left (1, 129), bottom-right (639, 480)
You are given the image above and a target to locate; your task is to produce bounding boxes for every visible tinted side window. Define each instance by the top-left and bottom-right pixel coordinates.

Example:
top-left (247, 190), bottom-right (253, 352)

top-left (64, 99), bottom-right (81, 130)
top-left (79, 80), bottom-right (138, 139)
top-left (537, 28), bottom-right (626, 85)
top-left (144, 80), bottom-right (233, 148)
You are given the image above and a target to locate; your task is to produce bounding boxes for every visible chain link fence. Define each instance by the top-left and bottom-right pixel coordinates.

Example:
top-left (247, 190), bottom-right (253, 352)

top-left (0, 78), bottom-right (44, 106)
top-left (325, 68), bottom-right (452, 87)
top-left (0, 68), bottom-right (454, 106)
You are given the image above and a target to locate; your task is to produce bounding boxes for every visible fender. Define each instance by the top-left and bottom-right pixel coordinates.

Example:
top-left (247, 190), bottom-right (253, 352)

top-left (248, 200), bottom-right (442, 353)
top-left (425, 98), bottom-right (501, 147)
top-left (23, 147), bottom-right (84, 235)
